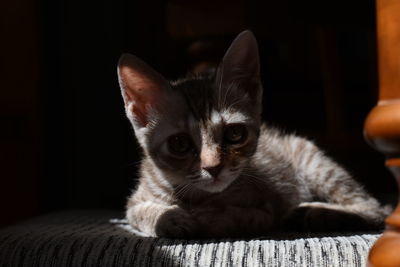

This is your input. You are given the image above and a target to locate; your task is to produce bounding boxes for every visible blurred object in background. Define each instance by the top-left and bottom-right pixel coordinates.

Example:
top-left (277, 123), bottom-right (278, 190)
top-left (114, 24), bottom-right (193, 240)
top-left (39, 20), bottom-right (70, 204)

top-left (0, 0), bottom-right (42, 227)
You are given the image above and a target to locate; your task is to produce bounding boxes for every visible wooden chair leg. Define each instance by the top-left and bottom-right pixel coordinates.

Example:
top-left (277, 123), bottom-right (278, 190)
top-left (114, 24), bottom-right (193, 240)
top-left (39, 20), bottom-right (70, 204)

top-left (364, 0), bottom-right (400, 266)
top-left (365, 106), bottom-right (400, 267)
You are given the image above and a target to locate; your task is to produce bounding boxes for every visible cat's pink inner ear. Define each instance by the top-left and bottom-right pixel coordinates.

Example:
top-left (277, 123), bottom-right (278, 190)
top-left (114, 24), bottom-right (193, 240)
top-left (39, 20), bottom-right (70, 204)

top-left (118, 54), bottom-right (166, 127)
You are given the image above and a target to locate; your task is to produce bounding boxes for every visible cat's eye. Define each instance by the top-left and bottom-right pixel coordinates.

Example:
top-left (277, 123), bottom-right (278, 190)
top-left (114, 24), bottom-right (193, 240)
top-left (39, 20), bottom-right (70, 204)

top-left (224, 124), bottom-right (247, 144)
top-left (167, 134), bottom-right (193, 156)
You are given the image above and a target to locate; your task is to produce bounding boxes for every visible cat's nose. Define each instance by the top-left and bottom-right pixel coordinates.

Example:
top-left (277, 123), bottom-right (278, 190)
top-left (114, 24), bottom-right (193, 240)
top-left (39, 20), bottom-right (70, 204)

top-left (203, 164), bottom-right (223, 178)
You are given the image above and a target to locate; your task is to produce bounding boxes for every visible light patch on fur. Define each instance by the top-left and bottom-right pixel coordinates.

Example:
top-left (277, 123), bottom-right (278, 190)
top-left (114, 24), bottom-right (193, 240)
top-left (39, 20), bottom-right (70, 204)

top-left (135, 127), bottom-right (150, 149)
top-left (210, 108), bottom-right (250, 125)
top-left (220, 109), bottom-right (250, 124)
top-left (210, 109), bottom-right (222, 125)
top-left (127, 201), bottom-right (158, 235)
top-left (194, 169), bottom-right (237, 193)
top-left (200, 146), bottom-right (220, 168)
top-left (125, 103), bottom-right (136, 125)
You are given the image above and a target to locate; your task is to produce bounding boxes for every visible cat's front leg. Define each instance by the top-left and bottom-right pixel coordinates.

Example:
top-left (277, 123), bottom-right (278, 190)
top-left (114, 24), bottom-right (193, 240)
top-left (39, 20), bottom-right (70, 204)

top-left (284, 202), bottom-right (380, 232)
top-left (126, 202), bottom-right (199, 238)
top-left (192, 205), bottom-right (275, 238)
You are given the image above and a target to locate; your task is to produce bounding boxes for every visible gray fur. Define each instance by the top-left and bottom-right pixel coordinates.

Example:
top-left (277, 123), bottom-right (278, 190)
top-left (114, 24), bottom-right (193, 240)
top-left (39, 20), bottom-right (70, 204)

top-left (119, 31), bottom-right (390, 238)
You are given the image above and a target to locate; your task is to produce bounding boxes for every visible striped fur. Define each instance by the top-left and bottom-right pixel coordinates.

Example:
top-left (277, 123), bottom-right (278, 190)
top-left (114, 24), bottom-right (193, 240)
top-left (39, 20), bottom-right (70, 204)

top-left (119, 31), bottom-right (390, 238)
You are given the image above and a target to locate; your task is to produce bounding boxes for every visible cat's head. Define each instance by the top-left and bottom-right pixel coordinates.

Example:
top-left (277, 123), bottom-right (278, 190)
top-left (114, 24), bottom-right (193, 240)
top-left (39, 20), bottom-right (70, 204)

top-left (118, 30), bottom-right (263, 193)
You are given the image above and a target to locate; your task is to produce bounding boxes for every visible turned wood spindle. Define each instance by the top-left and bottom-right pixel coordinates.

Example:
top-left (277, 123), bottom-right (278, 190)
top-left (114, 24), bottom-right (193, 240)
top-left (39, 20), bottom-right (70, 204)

top-left (365, 0), bottom-right (400, 266)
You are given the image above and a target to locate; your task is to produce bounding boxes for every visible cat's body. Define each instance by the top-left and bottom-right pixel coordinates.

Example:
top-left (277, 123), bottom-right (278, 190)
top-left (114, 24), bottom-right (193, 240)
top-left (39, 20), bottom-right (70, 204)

top-left (119, 31), bottom-right (390, 238)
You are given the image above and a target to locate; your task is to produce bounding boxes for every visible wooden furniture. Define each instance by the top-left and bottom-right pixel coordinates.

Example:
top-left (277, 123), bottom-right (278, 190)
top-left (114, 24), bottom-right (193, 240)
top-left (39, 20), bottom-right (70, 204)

top-left (365, 0), bottom-right (400, 266)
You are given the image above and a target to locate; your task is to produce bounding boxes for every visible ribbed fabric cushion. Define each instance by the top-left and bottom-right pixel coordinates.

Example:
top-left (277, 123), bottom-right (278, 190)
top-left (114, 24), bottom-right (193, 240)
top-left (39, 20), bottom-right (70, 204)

top-left (0, 210), bottom-right (379, 267)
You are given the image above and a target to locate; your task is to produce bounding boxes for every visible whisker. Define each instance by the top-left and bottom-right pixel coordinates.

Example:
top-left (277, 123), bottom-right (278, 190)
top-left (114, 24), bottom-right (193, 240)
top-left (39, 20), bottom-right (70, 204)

top-left (240, 173), bottom-right (266, 184)
top-left (222, 82), bottom-right (235, 109)
top-left (174, 183), bottom-right (192, 198)
top-left (190, 179), bottom-right (209, 186)
top-left (217, 64), bottom-right (224, 110)
top-left (226, 96), bottom-right (246, 111)
top-left (186, 173), bottom-right (200, 180)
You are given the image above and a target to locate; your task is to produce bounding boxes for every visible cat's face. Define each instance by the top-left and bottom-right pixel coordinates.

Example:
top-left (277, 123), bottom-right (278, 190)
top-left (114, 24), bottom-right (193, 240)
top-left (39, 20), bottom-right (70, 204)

top-left (118, 30), bottom-right (262, 193)
top-left (146, 78), bottom-right (261, 193)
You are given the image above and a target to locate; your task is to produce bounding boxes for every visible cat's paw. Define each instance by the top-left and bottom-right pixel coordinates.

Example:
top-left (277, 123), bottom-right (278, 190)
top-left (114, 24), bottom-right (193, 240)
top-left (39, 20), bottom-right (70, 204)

top-left (191, 207), bottom-right (220, 222)
top-left (155, 208), bottom-right (199, 238)
top-left (285, 205), bottom-right (375, 232)
top-left (190, 207), bottom-right (233, 238)
top-left (191, 206), bottom-right (274, 238)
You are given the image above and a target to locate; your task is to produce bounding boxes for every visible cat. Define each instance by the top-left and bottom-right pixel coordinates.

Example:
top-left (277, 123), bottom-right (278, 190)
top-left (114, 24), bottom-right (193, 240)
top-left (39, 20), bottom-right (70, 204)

top-left (118, 30), bottom-right (390, 238)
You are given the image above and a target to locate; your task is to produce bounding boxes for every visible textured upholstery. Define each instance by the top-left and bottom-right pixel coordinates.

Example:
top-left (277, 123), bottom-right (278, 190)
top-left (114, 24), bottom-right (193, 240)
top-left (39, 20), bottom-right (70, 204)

top-left (0, 210), bottom-right (379, 267)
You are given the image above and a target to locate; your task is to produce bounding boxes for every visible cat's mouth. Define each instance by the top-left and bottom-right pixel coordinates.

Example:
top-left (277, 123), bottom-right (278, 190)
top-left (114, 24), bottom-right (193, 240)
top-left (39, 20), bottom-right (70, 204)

top-left (194, 172), bottom-right (238, 193)
top-left (212, 177), bottom-right (221, 184)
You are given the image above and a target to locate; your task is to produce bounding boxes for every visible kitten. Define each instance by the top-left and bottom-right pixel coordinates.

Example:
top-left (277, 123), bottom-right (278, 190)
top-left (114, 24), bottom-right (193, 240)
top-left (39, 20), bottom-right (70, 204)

top-left (118, 30), bottom-right (390, 238)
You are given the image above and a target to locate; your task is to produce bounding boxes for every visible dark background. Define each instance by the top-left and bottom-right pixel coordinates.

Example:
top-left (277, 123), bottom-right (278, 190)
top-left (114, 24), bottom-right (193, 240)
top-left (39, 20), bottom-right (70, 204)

top-left (1, 0), bottom-right (397, 227)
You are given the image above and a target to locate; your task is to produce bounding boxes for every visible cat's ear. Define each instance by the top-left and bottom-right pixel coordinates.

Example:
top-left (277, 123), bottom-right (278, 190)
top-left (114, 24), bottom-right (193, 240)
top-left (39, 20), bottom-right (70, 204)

top-left (216, 30), bottom-right (261, 101)
top-left (118, 53), bottom-right (168, 127)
